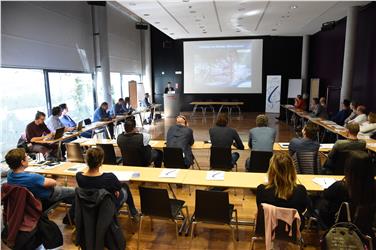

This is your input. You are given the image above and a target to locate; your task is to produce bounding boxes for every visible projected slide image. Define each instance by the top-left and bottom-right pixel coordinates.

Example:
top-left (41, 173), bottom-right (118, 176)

top-left (193, 43), bottom-right (252, 88)
top-left (184, 39), bottom-right (263, 94)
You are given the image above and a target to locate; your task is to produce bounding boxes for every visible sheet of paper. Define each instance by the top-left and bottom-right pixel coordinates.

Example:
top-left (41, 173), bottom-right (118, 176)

top-left (206, 171), bottom-right (225, 181)
top-left (278, 143), bottom-right (289, 148)
top-left (367, 143), bottom-right (376, 147)
top-left (332, 125), bottom-right (345, 130)
top-left (111, 171), bottom-right (138, 181)
top-left (321, 120), bottom-right (337, 125)
top-left (149, 141), bottom-right (160, 147)
top-left (320, 144), bottom-right (334, 149)
top-left (312, 177), bottom-right (336, 189)
top-left (159, 169), bottom-right (180, 178)
top-left (64, 164), bottom-right (87, 173)
top-left (26, 166), bottom-right (43, 172)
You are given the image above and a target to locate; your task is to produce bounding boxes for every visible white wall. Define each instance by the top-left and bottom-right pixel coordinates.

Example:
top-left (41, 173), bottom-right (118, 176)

top-left (107, 4), bottom-right (142, 75)
top-left (1, 1), bottom-right (94, 72)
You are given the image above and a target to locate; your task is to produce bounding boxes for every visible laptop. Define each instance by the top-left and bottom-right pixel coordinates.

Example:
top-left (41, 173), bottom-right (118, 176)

top-left (76, 120), bottom-right (83, 131)
top-left (45, 127), bottom-right (65, 141)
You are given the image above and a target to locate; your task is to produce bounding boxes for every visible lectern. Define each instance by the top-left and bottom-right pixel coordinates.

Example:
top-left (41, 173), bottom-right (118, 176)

top-left (163, 93), bottom-right (181, 118)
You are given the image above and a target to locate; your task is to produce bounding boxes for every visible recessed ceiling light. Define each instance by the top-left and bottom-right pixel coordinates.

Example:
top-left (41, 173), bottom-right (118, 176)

top-left (199, 26), bottom-right (205, 28)
top-left (203, 31), bottom-right (207, 34)
top-left (236, 30), bottom-right (241, 32)
top-left (238, 7), bottom-right (245, 11)
top-left (244, 10), bottom-right (261, 16)
top-left (162, 27), bottom-right (168, 30)
top-left (272, 28), bottom-right (277, 31)
top-left (290, 5), bottom-right (298, 9)
top-left (190, 10), bottom-right (196, 14)
top-left (129, 2), bottom-right (136, 6)
top-left (144, 14), bottom-right (150, 16)
top-left (183, 0), bottom-right (190, 2)
top-left (170, 33), bottom-right (174, 35)
top-left (238, 17), bottom-right (243, 20)
top-left (195, 19), bottom-right (201, 22)
top-left (154, 22), bottom-right (160, 24)
top-left (189, 5), bottom-right (192, 8)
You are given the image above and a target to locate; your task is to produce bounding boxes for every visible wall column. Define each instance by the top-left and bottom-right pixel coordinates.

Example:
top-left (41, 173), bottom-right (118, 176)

top-left (140, 26), bottom-right (152, 102)
top-left (301, 35), bottom-right (309, 94)
top-left (91, 4), bottom-right (112, 107)
top-left (340, 6), bottom-right (359, 104)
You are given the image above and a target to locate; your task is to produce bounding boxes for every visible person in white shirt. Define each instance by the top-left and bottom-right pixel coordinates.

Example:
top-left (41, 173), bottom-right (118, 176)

top-left (348, 105), bottom-right (367, 125)
top-left (360, 112), bottom-right (376, 136)
top-left (344, 101), bottom-right (359, 124)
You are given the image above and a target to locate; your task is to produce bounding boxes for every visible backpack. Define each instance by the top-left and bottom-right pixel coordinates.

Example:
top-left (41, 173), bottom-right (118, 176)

top-left (321, 202), bottom-right (371, 250)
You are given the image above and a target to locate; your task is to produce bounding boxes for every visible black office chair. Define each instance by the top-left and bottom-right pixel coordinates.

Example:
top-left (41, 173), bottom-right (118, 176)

top-left (66, 143), bottom-right (85, 163)
top-left (210, 147), bottom-right (234, 171)
top-left (97, 143), bottom-right (122, 165)
top-left (163, 147), bottom-right (188, 169)
top-left (138, 186), bottom-right (189, 250)
top-left (119, 145), bottom-right (148, 166)
top-left (247, 151), bottom-right (273, 173)
top-left (190, 190), bottom-right (239, 247)
top-left (294, 151), bottom-right (320, 174)
top-left (251, 204), bottom-right (303, 249)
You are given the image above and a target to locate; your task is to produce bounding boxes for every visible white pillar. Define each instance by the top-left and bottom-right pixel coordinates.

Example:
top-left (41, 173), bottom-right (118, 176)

top-left (340, 6), bottom-right (359, 104)
top-left (301, 35), bottom-right (309, 94)
top-left (140, 27), bottom-right (152, 102)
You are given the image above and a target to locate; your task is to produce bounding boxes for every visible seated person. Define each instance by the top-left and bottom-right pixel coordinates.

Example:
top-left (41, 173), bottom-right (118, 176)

top-left (46, 106), bottom-right (74, 133)
top-left (331, 99), bottom-right (352, 126)
top-left (26, 111), bottom-right (57, 160)
top-left (5, 148), bottom-right (75, 223)
top-left (76, 147), bottom-right (139, 218)
top-left (289, 122), bottom-right (320, 156)
top-left (344, 101), bottom-right (358, 124)
top-left (246, 114), bottom-right (276, 171)
top-left (141, 93), bottom-right (153, 125)
top-left (310, 97), bottom-right (327, 118)
top-left (209, 114), bottom-right (244, 165)
top-left (317, 151), bottom-right (376, 241)
top-left (256, 152), bottom-right (309, 227)
top-left (93, 102), bottom-right (114, 139)
top-left (123, 97), bottom-right (133, 113)
top-left (360, 112), bottom-right (376, 136)
top-left (322, 123), bottom-right (366, 173)
top-left (294, 95), bottom-right (304, 109)
top-left (59, 103), bottom-right (92, 138)
top-left (112, 98), bottom-right (127, 116)
top-left (347, 105), bottom-right (367, 125)
top-left (117, 118), bottom-right (163, 167)
top-left (166, 115), bottom-right (195, 168)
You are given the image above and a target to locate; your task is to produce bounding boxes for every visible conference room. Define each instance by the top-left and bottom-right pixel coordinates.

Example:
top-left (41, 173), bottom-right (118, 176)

top-left (1, 1), bottom-right (376, 249)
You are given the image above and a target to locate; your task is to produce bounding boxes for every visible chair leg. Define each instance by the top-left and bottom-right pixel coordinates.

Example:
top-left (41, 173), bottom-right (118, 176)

top-left (189, 221), bottom-right (197, 249)
top-left (194, 157), bottom-right (201, 170)
top-left (174, 220), bottom-right (179, 248)
top-left (137, 215), bottom-right (143, 250)
top-left (230, 225), bottom-right (237, 249)
top-left (234, 209), bottom-right (239, 241)
top-left (150, 217), bottom-right (154, 231)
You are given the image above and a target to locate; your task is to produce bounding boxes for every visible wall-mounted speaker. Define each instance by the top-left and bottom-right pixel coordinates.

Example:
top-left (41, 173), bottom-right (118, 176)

top-left (321, 21), bottom-right (336, 31)
top-left (136, 23), bottom-right (148, 30)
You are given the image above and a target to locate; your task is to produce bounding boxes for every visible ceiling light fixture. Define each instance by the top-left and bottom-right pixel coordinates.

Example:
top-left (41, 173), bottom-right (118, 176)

top-left (143, 14), bottom-right (150, 16)
top-left (190, 10), bottom-right (196, 14)
top-left (162, 27), bottom-right (168, 30)
top-left (183, 0), bottom-right (190, 2)
top-left (272, 28), bottom-right (277, 31)
top-left (195, 19), bottom-right (201, 22)
top-left (244, 10), bottom-right (261, 16)
top-left (290, 5), bottom-right (298, 9)
top-left (238, 7), bottom-right (245, 11)
top-left (129, 2), bottom-right (136, 6)
top-left (170, 33), bottom-right (174, 35)
top-left (155, 22), bottom-right (160, 24)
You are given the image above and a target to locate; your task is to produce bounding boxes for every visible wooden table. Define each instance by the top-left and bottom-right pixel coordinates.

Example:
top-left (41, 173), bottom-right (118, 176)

top-left (190, 101), bottom-right (244, 118)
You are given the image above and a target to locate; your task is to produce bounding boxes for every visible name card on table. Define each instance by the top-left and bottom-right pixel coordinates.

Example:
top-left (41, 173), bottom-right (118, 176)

top-left (312, 177), bottom-right (336, 189)
top-left (112, 171), bottom-right (140, 181)
top-left (159, 169), bottom-right (180, 178)
top-left (206, 171), bottom-right (225, 181)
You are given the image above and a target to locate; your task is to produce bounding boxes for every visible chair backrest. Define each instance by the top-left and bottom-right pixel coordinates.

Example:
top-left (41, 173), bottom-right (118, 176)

top-left (138, 186), bottom-right (173, 218)
top-left (84, 118), bottom-right (91, 125)
top-left (249, 151), bottom-right (273, 173)
top-left (294, 151), bottom-right (320, 174)
top-left (119, 146), bottom-right (147, 166)
top-left (331, 150), bottom-right (352, 175)
top-left (66, 143), bottom-right (85, 163)
top-left (210, 147), bottom-right (233, 171)
top-left (163, 147), bottom-right (186, 168)
top-left (97, 144), bottom-right (117, 165)
top-left (194, 189), bottom-right (231, 224)
top-left (255, 204), bottom-right (300, 242)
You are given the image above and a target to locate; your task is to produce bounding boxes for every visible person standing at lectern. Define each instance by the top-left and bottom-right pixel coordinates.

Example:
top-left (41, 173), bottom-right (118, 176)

top-left (164, 82), bottom-right (175, 94)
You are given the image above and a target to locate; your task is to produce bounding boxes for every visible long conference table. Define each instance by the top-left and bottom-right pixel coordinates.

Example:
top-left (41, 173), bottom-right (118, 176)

top-left (190, 101), bottom-right (244, 118)
top-left (26, 161), bottom-right (344, 192)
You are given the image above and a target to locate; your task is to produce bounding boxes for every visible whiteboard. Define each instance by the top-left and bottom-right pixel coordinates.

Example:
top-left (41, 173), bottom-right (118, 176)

top-left (288, 79), bottom-right (302, 98)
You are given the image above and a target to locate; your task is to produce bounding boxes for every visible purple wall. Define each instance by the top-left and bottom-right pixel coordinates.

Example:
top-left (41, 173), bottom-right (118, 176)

top-left (308, 2), bottom-right (376, 113)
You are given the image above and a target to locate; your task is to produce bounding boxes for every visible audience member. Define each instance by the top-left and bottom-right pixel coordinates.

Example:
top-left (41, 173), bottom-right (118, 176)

top-left (166, 115), bottom-right (195, 168)
top-left (123, 97), bottom-right (133, 113)
top-left (317, 151), bottom-right (376, 242)
top-left (331, 99), bottom-right (352, 126)
top-left (360, 112), bottom-right (376, 136)
top-left (311, 97), bottom-right (328, 119)
top-left (322, 123), bottom-right (366, 173)
top-left (294, 95), bottom-right (304, 109)
top-left (112, 98), bottom-right (127, 116)
top-left (93, 102), bottom-right (114, 138)
top-left (289, 122), bottom-right (320, 156)
top-left (344, 101), bottom-right (359, 124)
top-left (209, 114), bottom-right (244, 165)
top-left (46, 106), bottom-right (74, 133)
top-left (256, 153), bottom-right (309, 226)
top-left (76, 147), bottom-right (139, 218)
top-left (25, 111), bottom-right (57, 160)
top-left (59, 103), bottom-right (92, 138)
top-left (117, 118), bottom-right (163, 167)
top-left (348, 105), bottom-right (367, 125)
top-left (5, 148), bottom-right (75, 224)
top-left (141, 93), bottom-right (153, 124)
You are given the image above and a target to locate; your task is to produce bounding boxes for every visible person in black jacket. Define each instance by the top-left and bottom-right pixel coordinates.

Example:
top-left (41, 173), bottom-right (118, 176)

top-left (317, 151), bottom-right (376, 242)
top-left (256, 153), bottom-right (309, 228)
top-left (76, 147), bottom-right (139, 218)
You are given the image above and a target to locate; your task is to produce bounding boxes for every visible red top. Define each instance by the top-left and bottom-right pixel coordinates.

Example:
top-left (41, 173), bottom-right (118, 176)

top-left (294, 99), bottom-right (305, 109)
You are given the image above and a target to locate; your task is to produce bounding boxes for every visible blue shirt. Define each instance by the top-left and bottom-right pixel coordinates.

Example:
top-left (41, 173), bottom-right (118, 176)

top-left (7, 171), bottom-right (52, 199)
top-left (93, 107), bottom-right (110, 122)
top-left (60, 114), bottom-right (76, 127)
top-left (112, 103), bottom-right (126, 116)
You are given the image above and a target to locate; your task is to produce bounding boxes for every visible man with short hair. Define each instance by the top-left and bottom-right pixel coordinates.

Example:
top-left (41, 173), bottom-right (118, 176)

top-left (289, 122), bottom-right (320, 156)
top-left (322, 123), bottom-right (366, 173)
top-left (166, 115), bottom-right (195, 167)
top-left (332, 99), bottom-right (352, 126)
top-left (5, 148), bottom-right (75, 224)
top-left (93, 102), bottom-right (114, 138)
top-left (25, 111), bottom-right (57, 160)
top-left (117, 118), bottom-right (163, 167)
top-left (348, 105), bottom-right (367, 125)
top-left (59, 103), bottom-right (92, 138)
top-left (46, 106), bottom-right (74, 133)
top-left (164, 82), bottom-right (175, 94)
top-left (112, 98), bottom-right (127, 116)
top-left (141, 93), bottom-right (154, 125)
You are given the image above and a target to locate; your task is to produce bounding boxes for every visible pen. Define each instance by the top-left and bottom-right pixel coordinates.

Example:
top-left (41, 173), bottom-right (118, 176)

top-left (212, 172), bottom-right (221, 178)
top-left (165, 170), bottom-right (176, 176)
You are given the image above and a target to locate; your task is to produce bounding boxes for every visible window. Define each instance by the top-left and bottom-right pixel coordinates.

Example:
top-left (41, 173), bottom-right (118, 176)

top-left (96, 71), bottom-right (122, 105)
top-left (0, 68), bottom-right (46, 159)
top-left (49, 72), bottom-right (94, 122)
top-left (122, 74), bottom-right (141, 97)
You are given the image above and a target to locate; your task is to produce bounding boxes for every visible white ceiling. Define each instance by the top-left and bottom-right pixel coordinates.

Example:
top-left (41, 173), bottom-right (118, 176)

top-left (117, 1), bottom-right (368, 39)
